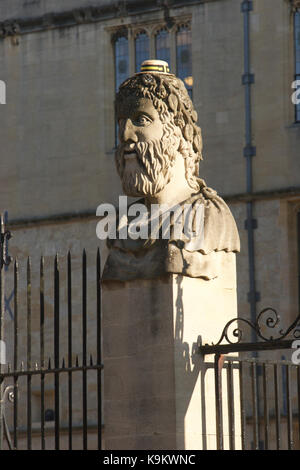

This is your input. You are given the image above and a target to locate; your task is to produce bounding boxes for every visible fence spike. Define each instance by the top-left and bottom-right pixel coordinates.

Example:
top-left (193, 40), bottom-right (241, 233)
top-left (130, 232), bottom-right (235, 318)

top-left (7, 362), bottom-right (11, 373)
top-left (90, 354), bottom-right (93, 366)
top-left (75, 355), bottom-right (79, 367)
top-left (54, 253), bottom-right (59, 274)
top-left (35, 362), bottom-right (39, 370)
top-left (48, 358), bottom-right (51, 370)
top-left (62, 357), bottom-right (65, 369)
top-left (40, 256), bottom-right (44, 279)
top-left (20, 361), bottom-right (24, 371)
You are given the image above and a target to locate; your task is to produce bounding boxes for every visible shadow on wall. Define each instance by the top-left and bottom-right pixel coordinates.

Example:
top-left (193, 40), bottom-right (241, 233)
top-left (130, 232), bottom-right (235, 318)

top-left (174, 259), bottom-right (209, 450)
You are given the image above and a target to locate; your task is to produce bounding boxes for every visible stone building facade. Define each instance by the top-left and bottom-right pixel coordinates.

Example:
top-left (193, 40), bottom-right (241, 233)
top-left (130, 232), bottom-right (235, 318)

top-left (0, 0), bottom-right (300, 449)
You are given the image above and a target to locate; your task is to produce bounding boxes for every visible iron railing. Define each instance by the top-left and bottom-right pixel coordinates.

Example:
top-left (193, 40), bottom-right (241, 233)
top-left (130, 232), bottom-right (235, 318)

top-left (199, 307), bottom-right (300, 356)
top-left (0, 213), bottom-right (12, 449)
top-left (2, 210), bottom-right (300, 451)
top-left (210, 356), bottom-right (300, 450)
top-left (0, 215), bottom-right (103, 450)
top-left (199, 307), bottom-right (300, 450)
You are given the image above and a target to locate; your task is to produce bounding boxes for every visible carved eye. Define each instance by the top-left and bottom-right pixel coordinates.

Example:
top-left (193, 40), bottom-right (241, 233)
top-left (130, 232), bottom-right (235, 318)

top-left (135, 115), bottom-right (151, 126)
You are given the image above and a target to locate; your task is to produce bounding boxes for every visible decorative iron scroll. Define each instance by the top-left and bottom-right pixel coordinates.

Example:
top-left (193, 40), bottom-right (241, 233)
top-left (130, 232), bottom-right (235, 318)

top-left (0, 228), bottom-right (11, 270)
top-left (0, 386), bottom-right (15, 405)
top-left (211, 308), bottom-right (300, 347)
top-left (0, 386), bottom-right (16, 450)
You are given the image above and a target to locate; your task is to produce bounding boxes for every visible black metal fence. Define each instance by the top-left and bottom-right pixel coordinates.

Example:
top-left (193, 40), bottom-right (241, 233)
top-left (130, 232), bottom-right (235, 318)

top-left (209, 355), bottom-right (300, 450)
top-left (2, 212), bottom-right (300, 450)
top-left (0, 215), bottom-right (103, 450)
top-left (200, 308), bottom-right (300, 450)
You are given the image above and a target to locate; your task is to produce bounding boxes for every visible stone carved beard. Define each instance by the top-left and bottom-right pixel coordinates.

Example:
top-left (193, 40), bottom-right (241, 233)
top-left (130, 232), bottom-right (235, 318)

top-left (115, 121), bottom-right (181, 198)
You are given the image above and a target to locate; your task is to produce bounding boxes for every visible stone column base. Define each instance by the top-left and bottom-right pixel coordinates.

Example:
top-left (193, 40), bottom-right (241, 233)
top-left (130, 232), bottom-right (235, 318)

top-left (102, 253), bottom-right (241, 450)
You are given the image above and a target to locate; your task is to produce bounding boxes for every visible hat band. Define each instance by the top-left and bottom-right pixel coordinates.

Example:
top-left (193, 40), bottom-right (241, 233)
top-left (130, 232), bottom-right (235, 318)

top-left (140, 63), bottom-right (170, 73)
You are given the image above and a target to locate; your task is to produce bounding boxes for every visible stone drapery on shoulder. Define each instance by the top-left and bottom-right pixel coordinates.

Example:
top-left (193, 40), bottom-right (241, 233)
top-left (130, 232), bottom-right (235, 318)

top-left (102, 187), bottom-right (240, 282)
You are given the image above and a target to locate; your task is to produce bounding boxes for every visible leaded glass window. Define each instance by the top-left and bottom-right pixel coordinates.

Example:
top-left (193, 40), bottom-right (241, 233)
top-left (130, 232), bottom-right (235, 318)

top-left (176, 25), bottom-right (192, 98)
top-left (155, 28), bottom-right (170, 64)
top-left (135, 31), bottom-right (150, 73)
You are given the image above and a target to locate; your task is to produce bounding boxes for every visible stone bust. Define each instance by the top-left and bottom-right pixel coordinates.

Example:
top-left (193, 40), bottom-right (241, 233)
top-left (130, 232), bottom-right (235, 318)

top-left (102, 60), bottom-right (240, 281)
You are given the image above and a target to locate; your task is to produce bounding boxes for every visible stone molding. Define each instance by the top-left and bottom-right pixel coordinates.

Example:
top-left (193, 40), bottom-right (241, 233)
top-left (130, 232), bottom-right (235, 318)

top-left (0, 0), bottom-right (215, 39)
top-left (112, 18), bottom-right (191, 41)
top-left (6, 185), bottom-right (300, 229)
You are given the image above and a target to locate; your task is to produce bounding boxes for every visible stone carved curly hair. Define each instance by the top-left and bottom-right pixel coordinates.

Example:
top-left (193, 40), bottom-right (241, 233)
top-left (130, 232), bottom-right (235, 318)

top-left (116, 72), bottom-right (205, 193)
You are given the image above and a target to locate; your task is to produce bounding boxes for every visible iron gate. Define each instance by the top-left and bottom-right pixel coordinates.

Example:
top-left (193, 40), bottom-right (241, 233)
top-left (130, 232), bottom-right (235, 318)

top-left (199, 309), bottom-right (300, 450)
top-left (0, 214), bottom-right (103, 450)
top-left (1, 212), bottom-right (300, 450)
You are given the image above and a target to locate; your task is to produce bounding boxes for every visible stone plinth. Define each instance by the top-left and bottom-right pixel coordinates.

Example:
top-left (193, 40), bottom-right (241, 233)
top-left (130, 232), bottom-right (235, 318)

top-left (102, 252), bottom-right (241, 450)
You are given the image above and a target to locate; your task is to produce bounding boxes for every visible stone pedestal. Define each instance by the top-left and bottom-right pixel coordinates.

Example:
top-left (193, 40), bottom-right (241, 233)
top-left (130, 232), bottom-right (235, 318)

top-left (102, 252), bottom-right (241, 450)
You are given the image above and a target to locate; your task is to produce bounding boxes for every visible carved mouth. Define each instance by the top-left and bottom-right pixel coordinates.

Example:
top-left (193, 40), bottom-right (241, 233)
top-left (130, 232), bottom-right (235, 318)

top-left (124, 151), bottom-right (137, 161)
top-left (122, 149), bottom-right (149, 177)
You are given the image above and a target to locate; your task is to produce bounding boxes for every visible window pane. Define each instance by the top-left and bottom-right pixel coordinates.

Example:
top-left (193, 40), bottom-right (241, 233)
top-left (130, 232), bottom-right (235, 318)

top-left (176, 25), bottom-right (192, 98)
top-left (295, 11), bottom-right (300, 75)
top-left (135, 32), bottom-right (149, 73)
top-left (155, 28), bottom-right (170, 64)
top-left (114, 35), bottom-right (129, 146)
top-left (115, 35), bottom-right (129, 91)
top-left (295, 11), bottom-right (300, 121)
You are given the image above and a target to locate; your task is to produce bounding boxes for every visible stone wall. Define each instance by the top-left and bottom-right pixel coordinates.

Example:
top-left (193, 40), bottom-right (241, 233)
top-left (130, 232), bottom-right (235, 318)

top-left (0, 0), bottom-right (112, 21)
top-left (0, 0), bottom-right (300, 449)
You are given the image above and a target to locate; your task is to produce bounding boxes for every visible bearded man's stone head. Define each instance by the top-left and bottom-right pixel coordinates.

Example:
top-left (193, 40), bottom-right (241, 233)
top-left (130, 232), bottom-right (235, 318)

top-left (115, 61), bottom-right (203, 198)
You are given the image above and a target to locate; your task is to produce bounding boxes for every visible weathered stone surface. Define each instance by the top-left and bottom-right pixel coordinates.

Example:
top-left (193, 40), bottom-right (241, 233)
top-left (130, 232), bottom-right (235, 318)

top-left (102, 262), bottom-right (241, 450)
top-left (103, 62), bottom-right (240, 281)
top-left (0, 0), bottom-right (299, 450)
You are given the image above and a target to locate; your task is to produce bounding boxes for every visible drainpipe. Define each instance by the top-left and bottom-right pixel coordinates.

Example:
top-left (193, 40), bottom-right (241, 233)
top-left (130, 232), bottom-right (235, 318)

top-left (241, 0), bottom-right (259, 341)
top-left (241, 0), bottom-right (262, 449)
top-left (0, 214), bottom-right (4, 450)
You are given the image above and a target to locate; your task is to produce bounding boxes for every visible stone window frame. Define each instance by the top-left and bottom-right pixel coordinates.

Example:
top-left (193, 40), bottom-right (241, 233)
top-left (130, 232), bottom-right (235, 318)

top-left (109, 18), bottom-right (192, 147)
top-left (285, 1), bottom-right (300, 128)
top-left (288, 199), bottom-right (300, 320)
top-left (110, 17), bottom-right (191, 83)
top-left (294, 7), bottom-right (300, 122)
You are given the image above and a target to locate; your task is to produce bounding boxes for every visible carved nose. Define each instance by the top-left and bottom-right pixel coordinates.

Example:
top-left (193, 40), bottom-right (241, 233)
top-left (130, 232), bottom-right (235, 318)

top-left (122, 119), bottom-right (138, 144)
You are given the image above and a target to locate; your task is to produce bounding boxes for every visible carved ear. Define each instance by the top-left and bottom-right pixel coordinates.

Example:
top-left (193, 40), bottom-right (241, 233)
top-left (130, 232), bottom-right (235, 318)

top-left (168, 93), bottom-right (178, 112)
